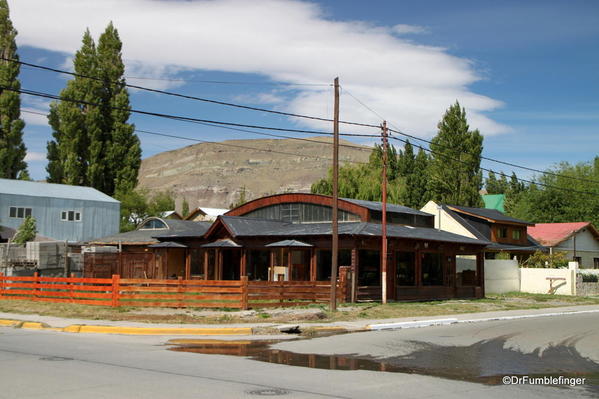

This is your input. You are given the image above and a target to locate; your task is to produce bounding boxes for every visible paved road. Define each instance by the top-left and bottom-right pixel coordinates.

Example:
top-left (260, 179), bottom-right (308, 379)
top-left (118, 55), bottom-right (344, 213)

top-left (0, 313), bottom-right (597, 399)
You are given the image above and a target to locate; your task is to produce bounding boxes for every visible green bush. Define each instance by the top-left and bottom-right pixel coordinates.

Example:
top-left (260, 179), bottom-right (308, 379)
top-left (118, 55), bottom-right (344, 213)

top-left (581, 274), bottom-right (599, 283)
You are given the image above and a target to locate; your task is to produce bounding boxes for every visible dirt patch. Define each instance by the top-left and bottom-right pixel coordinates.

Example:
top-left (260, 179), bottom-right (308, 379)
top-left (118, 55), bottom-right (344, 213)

top-left (0, 294), bottom-right (598, 325)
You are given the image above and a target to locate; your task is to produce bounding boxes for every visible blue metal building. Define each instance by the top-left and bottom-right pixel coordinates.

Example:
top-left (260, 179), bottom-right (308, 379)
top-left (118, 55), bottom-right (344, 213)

top-left (0, 179), bottom-right (120, 242)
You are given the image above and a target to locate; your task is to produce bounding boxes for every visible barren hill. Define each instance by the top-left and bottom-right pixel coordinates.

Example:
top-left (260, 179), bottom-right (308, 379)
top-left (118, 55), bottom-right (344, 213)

top-left (137, 137), bottom-right (371, 210)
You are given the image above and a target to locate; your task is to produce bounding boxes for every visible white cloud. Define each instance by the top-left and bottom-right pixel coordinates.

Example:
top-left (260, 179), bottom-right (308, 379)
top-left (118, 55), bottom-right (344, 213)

top-left (392, 24), bottom-right (428, 35)
top-left (21, 108), bottom-right (48, 126)
top-left (9, 0), bottom-right (509, 137)
top-left (24, 151), bottom-right (46, 162)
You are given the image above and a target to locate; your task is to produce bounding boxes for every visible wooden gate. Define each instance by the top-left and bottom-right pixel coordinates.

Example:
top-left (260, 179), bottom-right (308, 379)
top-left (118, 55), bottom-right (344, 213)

top-left (84, 252), bottom-right (155, 279)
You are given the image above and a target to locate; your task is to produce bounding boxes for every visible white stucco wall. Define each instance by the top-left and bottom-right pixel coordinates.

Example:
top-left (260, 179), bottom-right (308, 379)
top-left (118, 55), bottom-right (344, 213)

top-left (553, 229), bottom-right (599, 269)
top-left (520, 268), bottom-right (576, 295)
top-left (421, 201), bottom-right (476, 239)
top-left (484, 259), bottom-right (520, 294)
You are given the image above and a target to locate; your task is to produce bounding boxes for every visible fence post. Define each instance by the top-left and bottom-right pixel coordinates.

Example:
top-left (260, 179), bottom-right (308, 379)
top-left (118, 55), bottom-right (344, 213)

top-left (33, 271), bottom-right (39, 301)
top-left (241, 276), bottom-right (249, 310)
top-left (111, 274), bottom-right (120, 307)
top-left (69, 272), bottom-right (75, 303)
top-left (178, 276), bottom-right (184, 308)
top-left (0, 272), bottom-right (4, 299)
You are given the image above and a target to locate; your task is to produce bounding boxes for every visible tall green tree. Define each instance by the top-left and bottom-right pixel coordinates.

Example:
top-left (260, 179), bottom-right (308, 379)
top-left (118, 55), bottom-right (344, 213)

top-left (97, 23), bottom-right (140, 194)
top-left (506, 159), bottom-right (599, 227)
top-left (0, 0), bottom-right (28, 179)
top-left (485, 171), bottom-right (509, 194)
top-left (428, 101), bottom-right (484, 207)
top-left (47, 29), bottom-right (98, 186)
top-left (399, 146), bottom-right (430, 208)
top-left (47, 23), bottom-right (140, 196)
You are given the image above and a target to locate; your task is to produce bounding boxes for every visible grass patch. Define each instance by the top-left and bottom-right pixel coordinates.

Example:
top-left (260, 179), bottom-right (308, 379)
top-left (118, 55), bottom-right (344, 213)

top-left (1, 292), bottom-right (598, 325)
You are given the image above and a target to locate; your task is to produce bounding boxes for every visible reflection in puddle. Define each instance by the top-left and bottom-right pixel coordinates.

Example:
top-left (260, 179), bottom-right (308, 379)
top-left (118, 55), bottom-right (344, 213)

top-left (168, 336), bottom-right (599, 394)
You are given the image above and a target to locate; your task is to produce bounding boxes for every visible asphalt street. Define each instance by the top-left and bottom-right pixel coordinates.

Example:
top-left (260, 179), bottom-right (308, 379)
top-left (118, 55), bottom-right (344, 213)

top-left (0, 313), bottom-right (597, 399)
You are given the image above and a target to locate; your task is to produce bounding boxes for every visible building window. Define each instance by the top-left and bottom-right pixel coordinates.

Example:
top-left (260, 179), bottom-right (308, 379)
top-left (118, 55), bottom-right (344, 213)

top-left (497, 227), bottom-right (508, 239)
top-left (139, 219), bottom-right (167, 229)
top-left (422, 252), bottom-right (444, 286)
top-left (512, 229), bottom-right (521, 240)
top-left (9, 207), bottom-right (32, 219)
top-left (594, 258), bottom-right (599, 269)
top-left (396, 251), bottom-right (416, 286)
top-left (61, 210), bottom-right (82, 222)
top-left (573, 256), bottom-right (582, 264)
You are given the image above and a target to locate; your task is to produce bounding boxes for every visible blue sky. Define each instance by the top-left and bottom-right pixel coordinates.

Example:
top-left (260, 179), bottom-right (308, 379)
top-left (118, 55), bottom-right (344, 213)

top-left (8, 0), bottom-right (599, 181)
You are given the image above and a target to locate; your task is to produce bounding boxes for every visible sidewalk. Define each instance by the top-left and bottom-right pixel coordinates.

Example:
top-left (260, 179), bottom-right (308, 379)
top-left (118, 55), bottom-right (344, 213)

top-left (1, 304), bottom-right (598, 336)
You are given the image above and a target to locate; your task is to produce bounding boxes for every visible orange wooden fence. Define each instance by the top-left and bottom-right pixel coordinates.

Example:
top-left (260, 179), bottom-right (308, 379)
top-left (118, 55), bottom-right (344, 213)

top-left (0, 273), bottom-right (348, 309)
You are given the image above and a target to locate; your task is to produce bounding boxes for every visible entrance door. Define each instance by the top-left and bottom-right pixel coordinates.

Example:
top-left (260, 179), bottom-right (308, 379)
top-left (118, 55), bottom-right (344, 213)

top-left (221, 249), bottom-right (241, 280)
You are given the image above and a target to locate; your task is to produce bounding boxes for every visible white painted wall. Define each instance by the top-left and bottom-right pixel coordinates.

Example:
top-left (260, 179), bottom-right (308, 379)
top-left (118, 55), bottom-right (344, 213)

top-left (484, 259), bottom-right (520, 294)
top-left (519, 268), bottom-right (576, 295)
top-left (421, 201), bottom-right (477, 239)
top-left (553, 229), bottom-right (599, 269)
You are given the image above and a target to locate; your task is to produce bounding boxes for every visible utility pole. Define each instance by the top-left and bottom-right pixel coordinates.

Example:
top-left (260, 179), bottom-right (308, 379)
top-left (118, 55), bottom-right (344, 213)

top-left (330, 77), bottom-right (340, 312)
top-left (381, 121), bottom-right (389, 304)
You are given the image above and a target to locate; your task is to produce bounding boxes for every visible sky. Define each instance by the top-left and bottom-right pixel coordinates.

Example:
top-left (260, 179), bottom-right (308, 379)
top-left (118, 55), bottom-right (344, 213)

top-left (7, 0), bottom-right (599, 181)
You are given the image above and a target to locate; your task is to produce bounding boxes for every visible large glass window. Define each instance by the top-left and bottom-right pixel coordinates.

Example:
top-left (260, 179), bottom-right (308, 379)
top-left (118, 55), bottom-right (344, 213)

top-left (244, 203), bottom-right (359, 223)
top-left (358, 250), bottom-right (380, 286)
top-left (396, 252), bottom-right (416, 286)
top-left (422, 253), bottom-right (444, 286)
top-left (316, 249), bottom-right (351, 281)
top-left (140, 219), bottom-right (167, 229)
top-left (248, 250), bottom-right (270, 281)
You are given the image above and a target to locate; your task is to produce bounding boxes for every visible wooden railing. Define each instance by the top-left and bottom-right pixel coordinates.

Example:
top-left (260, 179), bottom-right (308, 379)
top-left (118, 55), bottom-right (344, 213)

top-left (0, 273), bottom-right (349, 309)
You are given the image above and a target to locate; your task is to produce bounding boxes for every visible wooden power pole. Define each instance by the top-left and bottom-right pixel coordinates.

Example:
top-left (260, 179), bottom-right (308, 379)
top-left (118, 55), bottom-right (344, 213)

top-left (330, 77), bottom-right (340, 312)
top-left (381, 121), bottom-right (389, 304)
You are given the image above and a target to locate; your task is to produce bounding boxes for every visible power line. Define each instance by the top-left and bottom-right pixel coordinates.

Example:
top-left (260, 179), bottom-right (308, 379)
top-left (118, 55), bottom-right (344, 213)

top-left (19, 110), bottom-right (370, 165)
top-left (9, 58), bottom-right (379, 130)
top-left (389, 136), bottom-right (599, 197)
top-left (20, 108), bottom-right (372, 155)
top-left (342, 87), bottom-right (599, 185)
top-left (9, 85), bottom-right (380, 139)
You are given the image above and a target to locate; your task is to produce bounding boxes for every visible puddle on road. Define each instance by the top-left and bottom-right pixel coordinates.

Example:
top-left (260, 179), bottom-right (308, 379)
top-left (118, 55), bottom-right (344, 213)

top-left (167, 335), bottom-right (599, 394)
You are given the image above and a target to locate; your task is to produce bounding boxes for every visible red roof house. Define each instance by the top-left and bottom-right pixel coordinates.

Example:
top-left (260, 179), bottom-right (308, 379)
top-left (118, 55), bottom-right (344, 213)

top-left (527, 222), bottom-right (599, 268)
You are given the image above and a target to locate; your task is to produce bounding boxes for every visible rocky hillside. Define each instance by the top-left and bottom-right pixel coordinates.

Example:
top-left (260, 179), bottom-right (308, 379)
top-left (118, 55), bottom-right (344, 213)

top-left (137, 137), bottom-right (371, 210)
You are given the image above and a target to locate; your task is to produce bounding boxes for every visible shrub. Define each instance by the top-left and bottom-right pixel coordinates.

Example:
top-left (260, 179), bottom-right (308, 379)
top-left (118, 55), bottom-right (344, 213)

top-left (581, 274), bottom-right (599, 283)
top-left (520, 250), bottom-right (569, 268)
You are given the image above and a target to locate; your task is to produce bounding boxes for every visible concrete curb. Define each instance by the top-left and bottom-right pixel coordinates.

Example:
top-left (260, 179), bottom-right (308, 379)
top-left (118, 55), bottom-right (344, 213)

top-left (366, 309), bottom-right (599, 331)
top-left (0, 319), bottom-right (253, 335)
top-left (0, 318), bottom-right (349, 336)
top-left (367, 318), bottom-right (458, 330)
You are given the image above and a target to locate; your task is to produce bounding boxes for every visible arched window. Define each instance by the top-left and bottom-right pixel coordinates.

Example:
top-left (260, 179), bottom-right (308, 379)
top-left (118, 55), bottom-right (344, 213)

top-left (139, 218), bottom-right (167, 230)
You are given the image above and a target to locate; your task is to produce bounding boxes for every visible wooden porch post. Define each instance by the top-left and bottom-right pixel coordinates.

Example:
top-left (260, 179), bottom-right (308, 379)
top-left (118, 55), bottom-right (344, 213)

top-left (185, 249), bottom-right (191, 280)
top-left (310, 248), bottom-right (316, 281)
top-left (217, 249), bottom-right (223, 280)
top-left (287, 248), bottom-right (292, 281)
top-left (203, 249), bottom-right (209, 280)
top-left (477, 251), bottom-right (485, 298)
top-left (241, 249), bottom-right (247, 277)
top-left (351, 246), bottom-right (358, 302)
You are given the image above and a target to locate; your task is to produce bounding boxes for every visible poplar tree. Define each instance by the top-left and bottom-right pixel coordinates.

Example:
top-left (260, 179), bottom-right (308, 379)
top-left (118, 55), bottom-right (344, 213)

top-left (47, 29), bottom-right (98, 186)
top-left (98, 23), bottom-right (140, 195)
top-left (47, 23), bottom-right (140, 196)
top-left (0, 0), bottom-right (28, 179)
top-left (428, 101), bottom-right (484, 207)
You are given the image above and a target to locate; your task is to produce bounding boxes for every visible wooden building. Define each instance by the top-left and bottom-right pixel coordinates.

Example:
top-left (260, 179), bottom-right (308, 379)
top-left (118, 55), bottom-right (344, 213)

top-left (87, 194), bottom-right (489, 301)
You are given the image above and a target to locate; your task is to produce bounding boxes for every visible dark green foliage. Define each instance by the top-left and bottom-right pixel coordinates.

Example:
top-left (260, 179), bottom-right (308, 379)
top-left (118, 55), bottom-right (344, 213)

top-left (13, 216), bottom-right (36, 244)
top-left (311, 141), bottom-right (429, 209)
top-left (115, 188), bottom-right (175, 232)
top-left (0, 0), bottom-right (28, 179)
top-left (181, 198), bottom-right (190, 218)
top-left (520, 250), bottom-right (569, 268)
top-left (506, 158), bottom-right (599, 227)
top-left (485, 171), bottom-right (509, 194)
top-left (581, 274), bottom-right (598, 283)
top-left (428, 102), bottom-right (484, 207)
top-left (47, 23), bottom-right (139, 196)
